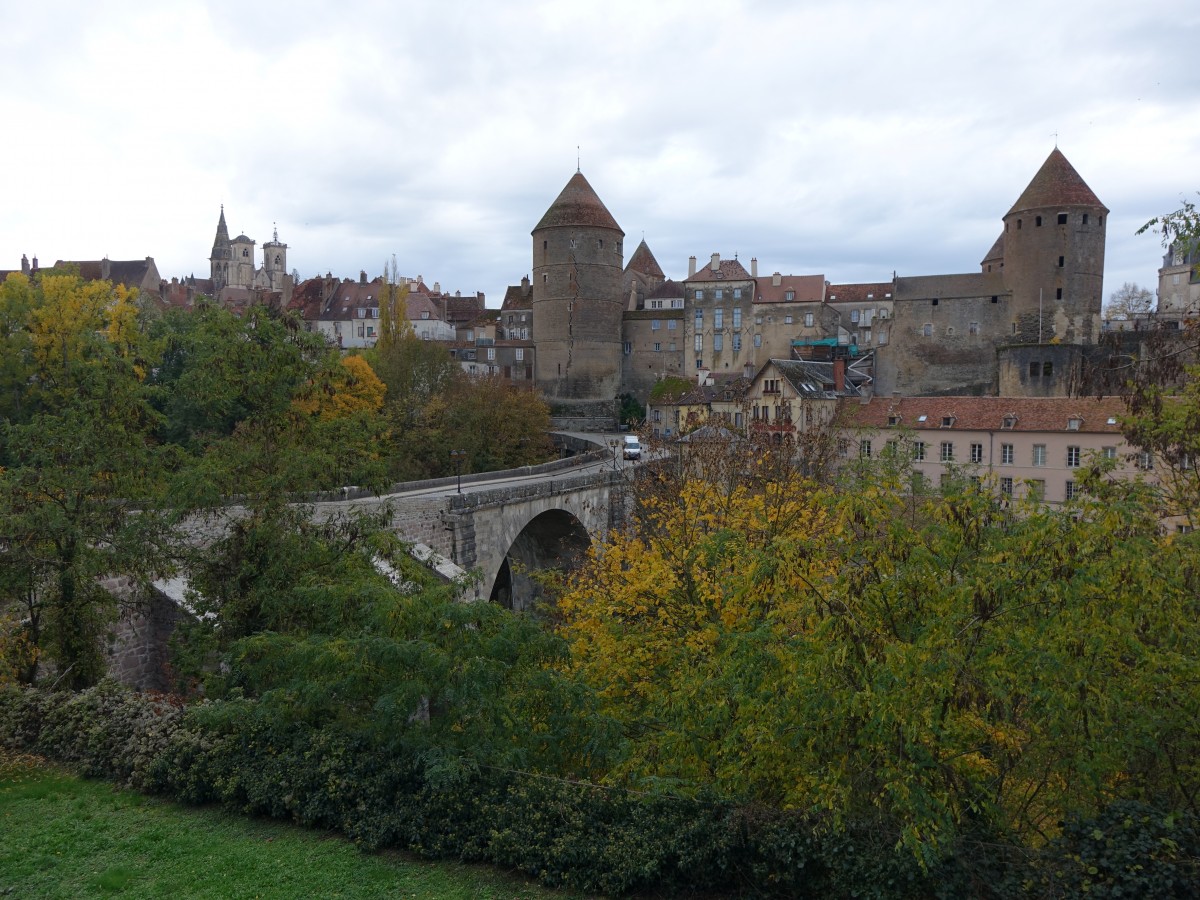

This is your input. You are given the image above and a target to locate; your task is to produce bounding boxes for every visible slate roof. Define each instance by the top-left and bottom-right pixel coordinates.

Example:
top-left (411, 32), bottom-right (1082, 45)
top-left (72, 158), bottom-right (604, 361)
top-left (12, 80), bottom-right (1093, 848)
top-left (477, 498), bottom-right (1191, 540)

top-left (1007, 148), bottom-right (1107, 215)
top-left (839, 395), bottom-right (1128, 434)
top-left (624, 239), bottom-right (665, 279)
top-left (755, 274), bottom-right (826, 303)
top-left (687, 258), bottom-right (752, 283)
top-left (533, 171), bottom-right (623, 234)
top-left (826, 282), bottom-right (893, 303)
top-left (758, 359), bottom-right (856, 398)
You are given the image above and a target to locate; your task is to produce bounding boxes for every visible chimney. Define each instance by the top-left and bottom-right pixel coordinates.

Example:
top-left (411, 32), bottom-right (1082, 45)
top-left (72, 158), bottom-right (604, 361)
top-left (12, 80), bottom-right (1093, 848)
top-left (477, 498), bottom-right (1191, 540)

top-left (688, 255), bottom-right (697, 278)
top-left (833, 358), bottom-right (845, 394)
top-left (360, 270), bottom-right (367, 284)
top-left (101, 257), bottom-right (111, 280)
top-left (751, 257), bottom-right (758, 278)
top-left (455, 290), bottom-right (461, 297)
top-left (20, 254), bottom-right (29, 275)
top-left (743, 362), bottom-right (755, 379)
top-left (772, 272), bottom-right (782, 287)
top-left (710, 252), bottom-right (720, 272)
top-left (31, 256), bottom-right (38, 270)
top-left (434, 281), bottom-right (441, 294)
top-left (521, 275), bottom-right (529, 290)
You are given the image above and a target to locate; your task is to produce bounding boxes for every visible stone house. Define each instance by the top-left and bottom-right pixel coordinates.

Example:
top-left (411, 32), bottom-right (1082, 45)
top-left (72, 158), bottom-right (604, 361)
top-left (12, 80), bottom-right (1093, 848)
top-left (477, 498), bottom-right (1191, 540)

top-left (1156, 243), bottom-right (1200, 325)
top-left (683, 253), bottom-right (756, 377)
top-left (744, 358), bottom-right (856, 441)
top-left (836, 395), bottom-right (1139, 506)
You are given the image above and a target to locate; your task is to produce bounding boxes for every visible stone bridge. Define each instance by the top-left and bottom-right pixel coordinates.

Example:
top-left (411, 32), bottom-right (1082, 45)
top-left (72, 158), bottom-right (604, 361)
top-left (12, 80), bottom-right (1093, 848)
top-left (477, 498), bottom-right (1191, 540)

top-left (106, 436), bottom-right (632, 688)
top-left (305, 437), bottom-right (631, 610)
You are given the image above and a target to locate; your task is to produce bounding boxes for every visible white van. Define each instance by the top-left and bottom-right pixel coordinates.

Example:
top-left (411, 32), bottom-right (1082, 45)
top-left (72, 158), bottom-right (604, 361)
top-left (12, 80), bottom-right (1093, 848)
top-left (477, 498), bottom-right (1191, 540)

top-left (622, 434), bottom-right (642, 460)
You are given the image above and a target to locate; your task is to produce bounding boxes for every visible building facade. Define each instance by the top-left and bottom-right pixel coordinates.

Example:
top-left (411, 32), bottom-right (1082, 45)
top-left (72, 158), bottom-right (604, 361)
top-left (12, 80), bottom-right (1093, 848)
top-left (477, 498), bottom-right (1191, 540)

top-left (837, 395), bottom-right (1137, 506)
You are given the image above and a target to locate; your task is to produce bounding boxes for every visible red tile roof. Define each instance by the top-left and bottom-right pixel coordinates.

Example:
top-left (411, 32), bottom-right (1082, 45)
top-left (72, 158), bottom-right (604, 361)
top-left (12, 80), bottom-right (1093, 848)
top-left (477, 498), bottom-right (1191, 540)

top-left (442, 294), bottom-right (486, 324)
top-left (624, 239), bottom-right (665, 279)
top-left (1007, 148), bottom-right (1107, 215)
top-left (501, 281), bottom-right (533, 311)
top-left (647, 279), bottom-right (684, 299)
top-left (981, 233), bottom-right (1005, 266)
top-left (839, 395), bottom-right (1128, 434)
top-left (533, 171), bottom-right (623, 234)
top-left (755, 274), bottom-right (826, 303)
top-left (825, 282), bottom-right (892, 304)
top-left (688, 258), bottom-right (752, 283)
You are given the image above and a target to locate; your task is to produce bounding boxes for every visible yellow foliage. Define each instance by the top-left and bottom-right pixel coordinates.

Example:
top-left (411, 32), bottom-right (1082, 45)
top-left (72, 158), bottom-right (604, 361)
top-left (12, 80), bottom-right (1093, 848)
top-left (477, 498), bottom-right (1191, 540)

top-left (293, 354), bottom-right (387, 420)
top-left (27, 275), bottom-right (144, 382)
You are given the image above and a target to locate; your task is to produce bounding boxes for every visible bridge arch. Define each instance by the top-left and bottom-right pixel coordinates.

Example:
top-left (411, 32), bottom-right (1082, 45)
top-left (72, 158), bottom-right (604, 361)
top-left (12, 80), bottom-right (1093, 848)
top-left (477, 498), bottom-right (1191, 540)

top-left (454, 475), bottom-right (614, 611)
top-left (488, 508), bottom-right (591, 611)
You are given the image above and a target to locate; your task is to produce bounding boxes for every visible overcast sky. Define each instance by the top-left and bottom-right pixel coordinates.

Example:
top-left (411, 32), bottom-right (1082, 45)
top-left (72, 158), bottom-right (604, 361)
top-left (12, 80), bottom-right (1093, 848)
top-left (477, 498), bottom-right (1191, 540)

top-left (2, 0), bottom-right (1197, 306)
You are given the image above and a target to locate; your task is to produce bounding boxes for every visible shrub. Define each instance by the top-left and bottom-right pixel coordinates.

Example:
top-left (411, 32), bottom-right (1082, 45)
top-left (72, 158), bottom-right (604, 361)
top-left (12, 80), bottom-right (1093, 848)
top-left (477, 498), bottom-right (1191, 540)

top-left (10, 683), bottom-right (1192, 897)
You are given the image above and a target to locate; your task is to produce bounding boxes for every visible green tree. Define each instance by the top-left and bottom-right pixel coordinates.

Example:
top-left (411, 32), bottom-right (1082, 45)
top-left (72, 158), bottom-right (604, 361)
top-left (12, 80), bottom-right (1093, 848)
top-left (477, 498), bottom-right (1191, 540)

top-left (0, 275), bottom-right (175, 688)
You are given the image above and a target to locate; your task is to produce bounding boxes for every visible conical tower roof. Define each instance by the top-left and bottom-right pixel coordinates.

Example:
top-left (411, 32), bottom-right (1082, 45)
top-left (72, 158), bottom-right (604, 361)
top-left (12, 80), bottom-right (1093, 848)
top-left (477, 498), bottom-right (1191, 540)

top-left (624, 239), bottom-right (664, 278)
top-left (211, 206), bottom-right (232, 259)
top-left (1007, 148), bottom-right (1107, 216)
top-left (533, 171), bottom-right (623, 234)
top-left (981, 232), bottom-right (1005, 266)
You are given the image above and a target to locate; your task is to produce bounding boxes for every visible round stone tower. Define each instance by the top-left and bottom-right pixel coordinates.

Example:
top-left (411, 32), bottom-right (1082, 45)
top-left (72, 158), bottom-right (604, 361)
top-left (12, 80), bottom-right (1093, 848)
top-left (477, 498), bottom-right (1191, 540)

top-left (1001, 148), bottom-right (1107, 345)
top-left (531, 171), bottom-right (625, 416)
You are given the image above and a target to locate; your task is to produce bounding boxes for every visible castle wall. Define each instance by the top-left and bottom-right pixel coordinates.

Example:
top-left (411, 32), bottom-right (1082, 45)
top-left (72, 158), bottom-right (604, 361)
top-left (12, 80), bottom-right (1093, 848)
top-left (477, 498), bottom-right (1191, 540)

top-left (621, 310), bottom-right (685, 397)
top-left (997, 344), bottom-right (1083, 397)
top-left (877, 274), bottom-right (1010, 396)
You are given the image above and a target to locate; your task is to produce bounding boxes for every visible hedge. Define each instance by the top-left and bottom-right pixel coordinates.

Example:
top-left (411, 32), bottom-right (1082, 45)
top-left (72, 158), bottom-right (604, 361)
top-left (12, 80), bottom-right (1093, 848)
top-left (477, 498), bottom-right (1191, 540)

top-left (2, 683), bottom-right (1196, 898)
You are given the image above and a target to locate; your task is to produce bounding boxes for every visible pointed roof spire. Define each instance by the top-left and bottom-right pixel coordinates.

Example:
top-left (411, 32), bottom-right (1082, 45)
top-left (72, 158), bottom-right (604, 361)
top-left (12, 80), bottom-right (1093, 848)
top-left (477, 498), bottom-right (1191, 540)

top-left (533, 171), bottom-right (624, 234)
top-left (625, 239), bottom-right (665, 278)
top-left (1007, 148), bottom-right (1107, 215)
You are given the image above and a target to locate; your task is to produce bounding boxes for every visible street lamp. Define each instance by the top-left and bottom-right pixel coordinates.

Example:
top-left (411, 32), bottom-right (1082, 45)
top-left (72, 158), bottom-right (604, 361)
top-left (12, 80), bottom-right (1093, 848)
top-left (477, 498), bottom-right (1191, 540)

top-left (450, 449), bottom-right (466, 494)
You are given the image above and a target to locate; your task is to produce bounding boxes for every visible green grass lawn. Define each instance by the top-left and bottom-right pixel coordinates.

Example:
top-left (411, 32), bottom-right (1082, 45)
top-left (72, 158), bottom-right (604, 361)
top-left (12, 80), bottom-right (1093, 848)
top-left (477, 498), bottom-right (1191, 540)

top-left (0, 752), bottom-right (581, 899)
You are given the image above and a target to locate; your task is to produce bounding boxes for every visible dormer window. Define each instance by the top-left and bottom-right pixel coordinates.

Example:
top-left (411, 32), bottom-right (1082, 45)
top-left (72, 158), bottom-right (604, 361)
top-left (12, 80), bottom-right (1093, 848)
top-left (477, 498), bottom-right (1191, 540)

top-left (785, 290), bottom-right (794, 301)
top-left (888, 415), bottom-right (901, 426)
top-left (1067, 416), bottom-right (1082, 431)
top-left (941, 416), bottom-right (955, 428)
top-left (1001, 415), bottom-right (1017, 430)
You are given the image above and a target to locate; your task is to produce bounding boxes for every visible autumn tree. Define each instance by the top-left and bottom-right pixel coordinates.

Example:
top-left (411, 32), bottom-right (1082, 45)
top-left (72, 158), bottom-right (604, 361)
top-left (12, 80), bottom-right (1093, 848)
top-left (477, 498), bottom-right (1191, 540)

top-left (292, 353), bottom-right (386, 421)
top-left (556, 434), bottom-right (1200, 859)
top-left (0, 274), bottom-right (175, 687)
top-left (1120, 195), bottom-right (1200, 523)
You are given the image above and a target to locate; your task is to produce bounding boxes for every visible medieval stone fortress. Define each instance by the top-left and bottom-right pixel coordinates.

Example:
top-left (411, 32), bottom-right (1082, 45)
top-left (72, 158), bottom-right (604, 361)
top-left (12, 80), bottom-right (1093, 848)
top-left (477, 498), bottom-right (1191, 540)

top-left (514, 149), bottom-right (1113, 418)
top-left (7, 147), bottom-right (1192, 446)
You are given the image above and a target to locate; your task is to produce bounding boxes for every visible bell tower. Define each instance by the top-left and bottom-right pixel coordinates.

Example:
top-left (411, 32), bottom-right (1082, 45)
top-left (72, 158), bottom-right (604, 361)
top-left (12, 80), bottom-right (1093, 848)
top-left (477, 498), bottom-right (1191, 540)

top-left (262, 225), bottom-right (288, 289)
top-left (209, 206), bottom-right (232, 293)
